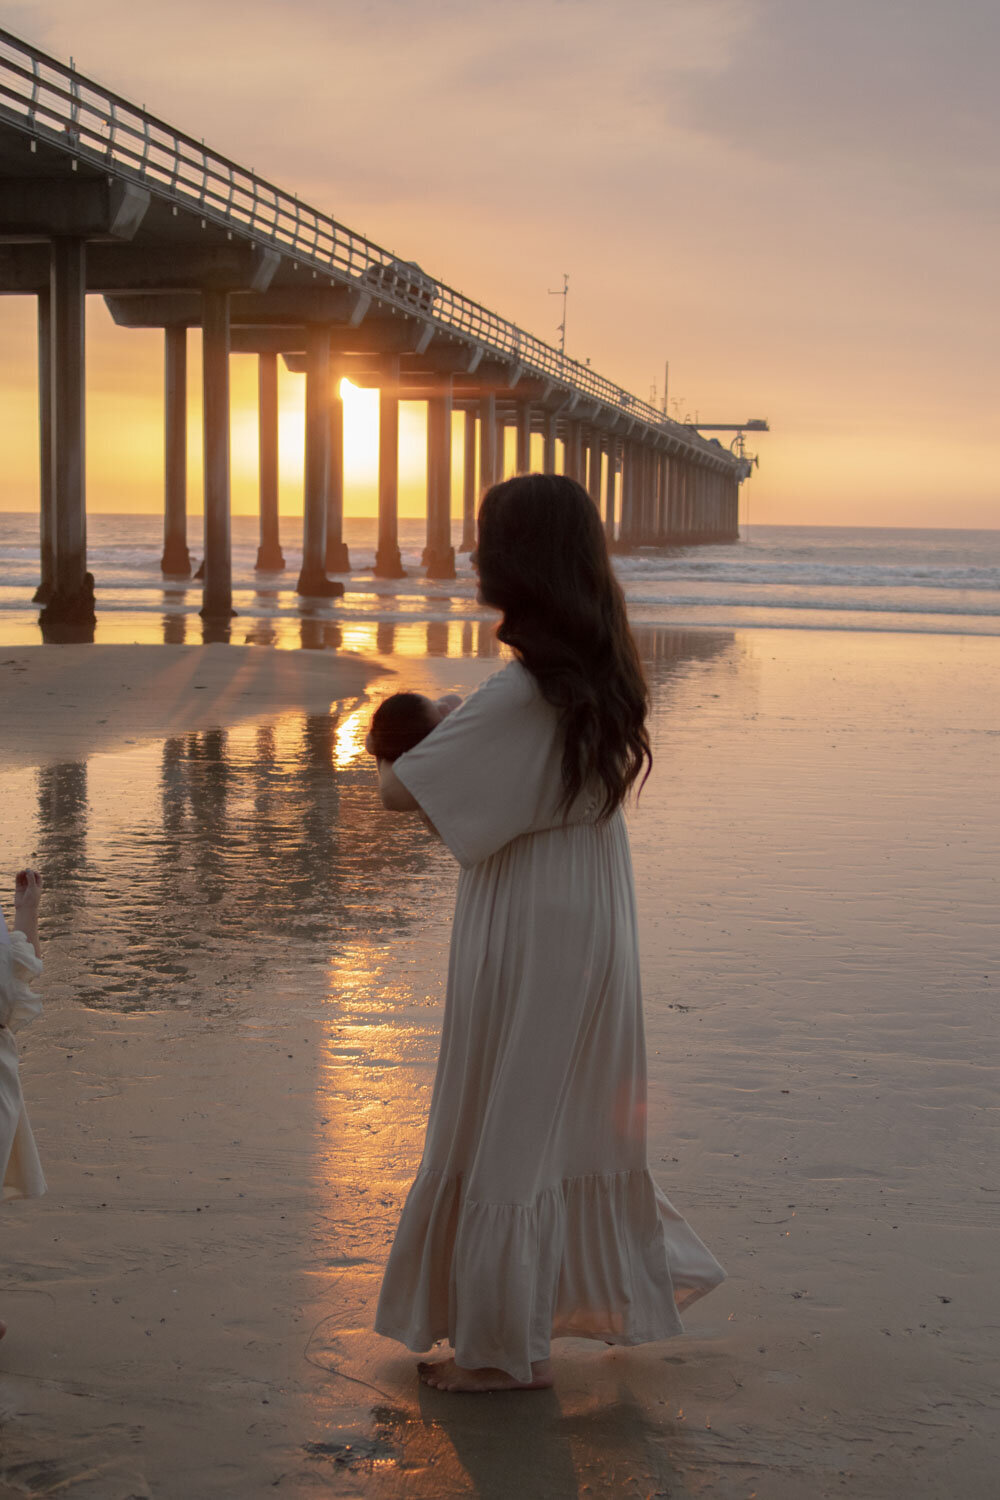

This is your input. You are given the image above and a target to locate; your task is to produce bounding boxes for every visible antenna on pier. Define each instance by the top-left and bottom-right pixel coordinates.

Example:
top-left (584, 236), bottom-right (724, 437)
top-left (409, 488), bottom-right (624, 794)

top-left (548, 273), bottom-right (569, 359)
top-left (652, 361), bottom-right (670, 412)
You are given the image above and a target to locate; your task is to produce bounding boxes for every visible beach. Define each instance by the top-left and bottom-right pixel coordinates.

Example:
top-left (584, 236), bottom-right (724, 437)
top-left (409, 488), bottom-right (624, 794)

top-left (0, 619), bottom-right (996, 1498)
top-left (0, 0), bottom-right (995, 1478)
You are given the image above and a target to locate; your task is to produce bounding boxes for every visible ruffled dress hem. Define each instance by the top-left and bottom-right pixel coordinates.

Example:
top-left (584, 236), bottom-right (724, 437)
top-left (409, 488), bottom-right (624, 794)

top-left (375, 1165), bottom-right (725, 1382)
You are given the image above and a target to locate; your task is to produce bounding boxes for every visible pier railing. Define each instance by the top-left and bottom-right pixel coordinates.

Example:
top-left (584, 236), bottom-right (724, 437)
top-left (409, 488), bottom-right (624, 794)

top-left (0, 27), bottom-right (731, 462)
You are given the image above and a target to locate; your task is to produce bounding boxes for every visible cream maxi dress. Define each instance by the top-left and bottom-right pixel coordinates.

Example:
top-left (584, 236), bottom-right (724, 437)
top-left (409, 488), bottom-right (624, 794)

top-left (374, 660), bottom-right (724, 1381)
top-left (0, 917), bottom-right (46, 1202)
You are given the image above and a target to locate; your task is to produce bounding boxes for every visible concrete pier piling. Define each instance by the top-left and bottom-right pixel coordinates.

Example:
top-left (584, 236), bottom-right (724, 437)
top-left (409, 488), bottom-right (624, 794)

top-left (255, 351), bottom-right (284, 571)
top-left (542, 411), bottom-right (557, 474)
top-left (33, 288), bottom-right (54, 604)
top-left (653, 450), bottom-right (668, 546)
top-left (564, 420), bottom-right (583, 483)
top-left (673, 456), bottom-right (685, 543)
top-left (641, 446), bottom-right (651, 538)
top-left (298, 324), bottom-right (342, 596)
top-left (604, 439), bottom-right (617, 542)
top-left (424, 383), bottom-right (455, 579)
top-left (461, 408), bottom-right (477, 552)
top-left (496, 416), bottom-right (507, 482)
top-left (588, 429), bottom-right (603, 513)
top-left (325, 362), bottom-right (350, 573)
top-left (375, 354), bottom-right (405, 579)
top-left (655, 452), bottom-right (666, 544)
top-left (619, 443), bottom-right (636, 547)
top-left (161, 326), bottom-right (191, 576)
top-left (40, 237), bottom-right (94, 629)
top-left (200, 288), bottom-right (234, 619)
top-left (479, 393), bottom-right (497, 498)
top-left (516, 404), bottom-right (531, 474)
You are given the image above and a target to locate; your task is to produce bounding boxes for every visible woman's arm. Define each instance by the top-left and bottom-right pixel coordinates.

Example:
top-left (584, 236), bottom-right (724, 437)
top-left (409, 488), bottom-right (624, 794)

top-left (376, 759), bottom-right (421, 813)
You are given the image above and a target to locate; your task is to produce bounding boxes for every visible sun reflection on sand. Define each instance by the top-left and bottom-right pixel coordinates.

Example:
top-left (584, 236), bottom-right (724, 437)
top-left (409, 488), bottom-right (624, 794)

top-left (334, 707), bottom-right (371, 770)
top-left (339, 623), bottom-right (382, 656)
top-left (319, 939), bottom-right (436, 1197)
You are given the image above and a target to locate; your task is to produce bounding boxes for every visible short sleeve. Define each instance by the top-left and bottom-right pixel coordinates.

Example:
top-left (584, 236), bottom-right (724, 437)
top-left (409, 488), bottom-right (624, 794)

top-left (393, 662), bottom-right (565, 868)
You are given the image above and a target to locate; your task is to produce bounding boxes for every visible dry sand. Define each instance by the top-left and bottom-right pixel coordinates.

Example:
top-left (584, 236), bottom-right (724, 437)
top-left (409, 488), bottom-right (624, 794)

top-left (0, 630), bottom-right (997, 1499)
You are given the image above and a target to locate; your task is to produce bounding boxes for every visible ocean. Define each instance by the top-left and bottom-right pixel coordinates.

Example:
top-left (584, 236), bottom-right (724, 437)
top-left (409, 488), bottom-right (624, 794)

top-left (1, 513), bottom-right (998, 645)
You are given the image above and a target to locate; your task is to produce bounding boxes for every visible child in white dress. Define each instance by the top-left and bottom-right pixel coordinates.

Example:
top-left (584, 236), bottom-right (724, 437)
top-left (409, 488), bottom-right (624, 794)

top-left (0, 868), bottom-right (46, 1341)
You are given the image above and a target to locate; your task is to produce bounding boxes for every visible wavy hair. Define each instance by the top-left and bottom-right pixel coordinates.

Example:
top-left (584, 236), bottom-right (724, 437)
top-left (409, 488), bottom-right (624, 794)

top-left (475, 473), bottom-right (651, 819)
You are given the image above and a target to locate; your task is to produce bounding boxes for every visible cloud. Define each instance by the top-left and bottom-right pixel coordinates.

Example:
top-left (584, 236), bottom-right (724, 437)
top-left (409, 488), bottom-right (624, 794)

top-left (666, 0), bottom-right (1000, 210)
top-left (1, 0), bottom-right (997, 524)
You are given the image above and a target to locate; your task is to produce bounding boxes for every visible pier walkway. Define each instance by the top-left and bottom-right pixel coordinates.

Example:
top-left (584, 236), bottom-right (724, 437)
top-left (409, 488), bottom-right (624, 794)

top-left (0, 28), bottom-right (754, 626)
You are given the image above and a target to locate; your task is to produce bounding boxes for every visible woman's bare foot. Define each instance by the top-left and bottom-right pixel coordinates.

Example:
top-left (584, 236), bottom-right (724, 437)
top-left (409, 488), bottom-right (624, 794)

top-left (417, 1356), bottom-right (553, 1393)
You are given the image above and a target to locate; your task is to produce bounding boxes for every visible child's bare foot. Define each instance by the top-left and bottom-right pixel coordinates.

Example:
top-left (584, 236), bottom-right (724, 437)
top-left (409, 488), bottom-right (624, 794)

top-left (417, 1356), bottom-right (553, 1393)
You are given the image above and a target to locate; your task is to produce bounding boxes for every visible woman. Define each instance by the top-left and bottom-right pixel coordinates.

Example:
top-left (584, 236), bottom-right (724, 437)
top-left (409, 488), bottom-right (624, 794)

top-left (374, 474), bottom-right (724, 1392)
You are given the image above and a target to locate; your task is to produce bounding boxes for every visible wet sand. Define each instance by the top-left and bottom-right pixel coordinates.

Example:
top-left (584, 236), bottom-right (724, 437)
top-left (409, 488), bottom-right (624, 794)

top-left (0, 628), bottom-right (997, 1498)
top-left (0, 644), bottom-right (378, 771)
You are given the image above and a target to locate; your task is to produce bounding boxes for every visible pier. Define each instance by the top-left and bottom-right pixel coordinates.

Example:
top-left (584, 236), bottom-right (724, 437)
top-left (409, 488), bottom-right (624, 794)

top-left (0, 29), bottom-right (758, 627)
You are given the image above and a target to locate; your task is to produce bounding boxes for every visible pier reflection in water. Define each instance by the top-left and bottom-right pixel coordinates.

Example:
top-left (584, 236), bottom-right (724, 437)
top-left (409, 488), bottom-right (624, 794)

top-left (31, 711), bottom-right (454, 1016)
top-left (151, 612), bottom-right (503, 659)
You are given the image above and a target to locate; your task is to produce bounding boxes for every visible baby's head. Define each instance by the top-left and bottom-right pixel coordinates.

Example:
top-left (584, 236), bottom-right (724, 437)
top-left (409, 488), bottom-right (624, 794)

top-left (366, 692), bottom-right (442, 763)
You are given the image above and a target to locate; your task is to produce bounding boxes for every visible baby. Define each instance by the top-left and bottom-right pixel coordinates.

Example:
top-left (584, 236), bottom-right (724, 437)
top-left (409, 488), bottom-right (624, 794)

top-left (0, 868), bottom-right (45, 1341)
top-left (366, 691), bottom-right (462, 763)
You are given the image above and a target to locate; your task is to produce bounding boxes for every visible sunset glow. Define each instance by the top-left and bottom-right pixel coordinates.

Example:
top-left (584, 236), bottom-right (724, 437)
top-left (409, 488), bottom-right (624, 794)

top-left (0, 2), bottom-right (995, 529)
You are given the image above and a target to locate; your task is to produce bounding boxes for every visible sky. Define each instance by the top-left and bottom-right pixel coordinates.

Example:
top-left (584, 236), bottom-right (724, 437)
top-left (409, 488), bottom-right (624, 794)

top-left (0, 0), bottom-right (996, 526)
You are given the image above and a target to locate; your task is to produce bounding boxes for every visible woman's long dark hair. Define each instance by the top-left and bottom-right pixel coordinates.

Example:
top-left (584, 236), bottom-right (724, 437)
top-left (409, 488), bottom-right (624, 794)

top-left (476, 473), bottom-right (651, 820)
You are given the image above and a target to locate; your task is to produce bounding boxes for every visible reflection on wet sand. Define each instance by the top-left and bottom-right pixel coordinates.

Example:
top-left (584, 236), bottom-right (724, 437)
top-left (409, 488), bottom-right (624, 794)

top-left (158, 609), bottom-right (506, 661)
top-left (300, 1332), bottom-right (719, 1496)
top-left (39, 618), bottom-right (96, 645)
top-left (300, 616), bottom-right (344, 652)
top-left (634, 625), bottom-right (737, 685)
top-left (32, 707), bottom-right (452, 1013)
top-left (200, 616), bottom-right (232, 646)
top-left (241, 617), bottom-right (277, 648)
top-left (162, 612), bottom-right (187, 645)
top-left (415, 1387), bottom-right (579, 1498)
top-left (35, 760), bottom-right (89, 932)
top-left (416, 1383), bottom-right (688, 1500)
top-left (426, 619), bottom-right (449, 657)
